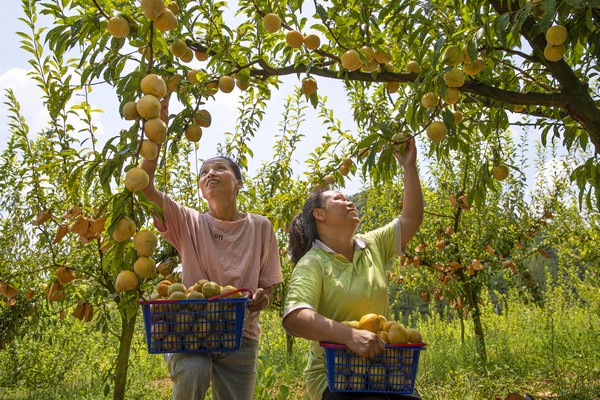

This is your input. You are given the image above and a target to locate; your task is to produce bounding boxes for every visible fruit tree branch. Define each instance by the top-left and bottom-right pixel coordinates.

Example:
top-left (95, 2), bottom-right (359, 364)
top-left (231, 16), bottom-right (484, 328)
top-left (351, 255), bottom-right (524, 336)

top-left (487, 0), bottom-right (600, 152)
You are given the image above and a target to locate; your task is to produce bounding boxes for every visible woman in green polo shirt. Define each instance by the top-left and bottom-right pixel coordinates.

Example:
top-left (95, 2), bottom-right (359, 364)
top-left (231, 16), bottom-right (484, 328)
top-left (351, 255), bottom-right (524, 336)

top-left (282, 136), bottom-right (423, 400)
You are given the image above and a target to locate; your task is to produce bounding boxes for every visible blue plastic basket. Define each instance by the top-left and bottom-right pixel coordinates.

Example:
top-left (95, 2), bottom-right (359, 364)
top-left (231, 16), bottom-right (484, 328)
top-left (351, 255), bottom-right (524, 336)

top-left (320, 342), bottom-right (426, 394)
top-left (140, 289), bottom-right (251, 354)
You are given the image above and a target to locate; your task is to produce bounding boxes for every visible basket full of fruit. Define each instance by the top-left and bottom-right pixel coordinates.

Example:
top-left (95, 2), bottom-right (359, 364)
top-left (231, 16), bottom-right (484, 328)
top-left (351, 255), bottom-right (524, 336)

top-left (320, 313), bottom-right (426, 394)
top-left (139, 279), bottom-right (251, 354)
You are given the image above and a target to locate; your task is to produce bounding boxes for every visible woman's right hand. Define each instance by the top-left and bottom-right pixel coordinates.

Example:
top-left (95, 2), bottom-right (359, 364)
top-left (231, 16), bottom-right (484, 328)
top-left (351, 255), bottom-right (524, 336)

top-left (344, 329), bottom-right (386, 359)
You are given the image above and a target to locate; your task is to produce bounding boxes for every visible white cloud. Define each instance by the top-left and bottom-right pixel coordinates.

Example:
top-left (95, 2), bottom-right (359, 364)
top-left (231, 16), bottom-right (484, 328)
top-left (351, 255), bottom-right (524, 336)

top-left (0, 68), bottom-right (48, 143)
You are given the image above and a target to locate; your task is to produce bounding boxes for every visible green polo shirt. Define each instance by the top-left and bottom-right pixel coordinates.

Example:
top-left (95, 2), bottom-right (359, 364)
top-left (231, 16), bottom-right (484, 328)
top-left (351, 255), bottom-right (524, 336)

top-left (283, 219), bottom-right (401, 400)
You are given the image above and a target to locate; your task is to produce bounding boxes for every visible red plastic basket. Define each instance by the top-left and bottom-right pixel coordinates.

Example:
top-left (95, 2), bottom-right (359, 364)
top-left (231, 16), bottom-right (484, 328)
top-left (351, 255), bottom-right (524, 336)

top-left (140, 289), bottom-right (251, 353)
top-left (320, 342), bottom-right (426, 394)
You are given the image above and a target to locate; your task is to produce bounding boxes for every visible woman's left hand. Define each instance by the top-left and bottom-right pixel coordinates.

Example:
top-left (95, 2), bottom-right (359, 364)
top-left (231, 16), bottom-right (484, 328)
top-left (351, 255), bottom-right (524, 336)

top-left (248, 287), bottom-right (271, 312)
top-left (394, 134), bottom-right (417, 168)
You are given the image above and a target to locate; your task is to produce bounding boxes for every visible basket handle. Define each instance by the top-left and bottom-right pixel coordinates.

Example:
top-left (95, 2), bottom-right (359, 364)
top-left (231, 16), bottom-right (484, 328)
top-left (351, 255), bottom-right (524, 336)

top-left (207, 287), bottom-right (253, 301)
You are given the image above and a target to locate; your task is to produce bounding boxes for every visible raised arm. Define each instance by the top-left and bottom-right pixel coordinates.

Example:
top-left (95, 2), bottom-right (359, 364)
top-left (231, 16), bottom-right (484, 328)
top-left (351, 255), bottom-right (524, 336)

top-left (395, 136), bottom-right (424, 249)
top-left (140, 97), bottom-right (169, 209)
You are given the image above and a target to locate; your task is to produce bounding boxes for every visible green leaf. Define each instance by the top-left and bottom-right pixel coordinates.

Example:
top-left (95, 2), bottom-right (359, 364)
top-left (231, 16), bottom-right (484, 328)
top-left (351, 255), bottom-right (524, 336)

top-left (494, 13), bottom-right (510, 46)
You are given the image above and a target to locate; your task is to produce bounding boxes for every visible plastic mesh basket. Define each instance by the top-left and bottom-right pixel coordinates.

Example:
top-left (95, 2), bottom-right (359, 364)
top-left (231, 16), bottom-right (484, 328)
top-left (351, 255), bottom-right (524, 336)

top-left (140, 293), bottom-right (250, 354)
top-left (320, 342), bottom-right (426, 394)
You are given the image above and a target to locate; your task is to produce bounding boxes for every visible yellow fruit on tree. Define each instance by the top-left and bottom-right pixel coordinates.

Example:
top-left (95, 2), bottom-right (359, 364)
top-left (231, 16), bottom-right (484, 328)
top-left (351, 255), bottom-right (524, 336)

top-left (125, 167), bottom-right (149, 192)
top-left (339, 164), bottom-right (350, 176)
top-left (340, 49), bottom-right (362, 71)
top-left (122, 101), bottom-right (140, 120)
top-left (218, 76), bottom-right (235, 93)
top-left (544, 44), bottom-right (565, 62)
top-left (138, 46), bottom-right (152, 61)
top-left (362, 59), bottom-right (379, 72)
top-left (144, 118), bottom-right (167, 143)
top-left (405, 60), bottom-right (422, 74)
top-left (136, 95), bottom-right (161, 120)
top-left (185, 124), bottom-right (202, 142)
top-left (303, 34), bottom-right (321, 50)
top-left (302, 77), bottom-right (317, 95)
top-left (545, 25), bottom-right (567, 46)
top-left (134, 230), bottom-right (158, 256)
top-left (442, 87), bottom-right (460, 105)
top-left (492, 165), bottom-right (509, 181)
top-left (236, 77), bottom-right (250, 91)
top-left (461, 47), bottom-right (473, 64)
top-left (286, 30), bottom-right (304, 48)
top-left (373, 49), bottom-right (392, 64)
top-left (442, 45), bottom-right (464, 66)
top-left (205, 82), bottom-right (218, 95)
top-left (187, 69), bottom-right (201, 84)
top-left (169, 38), bottom-right (189, 58)
top-left (107, 16), bottom-right (130, 38)
top-left (133, 256), bottom-right (157, 279)
top-left (464, 58), bottom-right (485, 76)
top-left (426, 121), bottom-right (448, 143)
top-left (452, 110), bottom-right (463, 124)
top-left (115, 270), bottom-right (139, 292)
top-left (167, 1), bottom-right (179, 14)
top-left (195, 50), bottom-right (208, 61)
top-left (323, 175), bottom-right (334, 186)
top-left (140, 139), bottom-right (159, 160)
top-left (165, 74), bottom-right (182, 93)
top-left (263, 13), bottom-right (281, 33)
top-left (358, 313), bottom-right (380, 333)
top-left (359, 46), bottom-right (375, 63)
top-left (180, 48), bottom-right (194, 63)
top-left (112, 216), bottom-right (136, 242)
top-left (443, 69), bottom-right (465, 88)
top-left (421, 92), bottom-right (439, 109)
top-left (140, 0), bottom-right (165, 21)
top-left (387, 81), bottom-right (400, 93)
top-left (154, 9), bottom-right (178, 32)
top-left (141, 74), bottom-right (167, 98)
top-left (194, 109), bottom-right (212, 128)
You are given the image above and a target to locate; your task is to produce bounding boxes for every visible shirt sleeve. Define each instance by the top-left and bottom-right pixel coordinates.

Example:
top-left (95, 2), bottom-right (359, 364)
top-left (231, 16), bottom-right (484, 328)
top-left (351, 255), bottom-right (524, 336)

top-left (282, 252), bottom-right (323, 334)
top-left (359, 219), bottom-right (400, 268)
top-left (152, 192), bottom-right (192, 252)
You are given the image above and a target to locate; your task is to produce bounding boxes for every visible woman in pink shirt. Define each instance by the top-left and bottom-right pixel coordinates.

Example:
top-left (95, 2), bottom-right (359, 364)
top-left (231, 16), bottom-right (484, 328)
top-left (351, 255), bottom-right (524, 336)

top-left (140, 99), bottom-right (283, 400)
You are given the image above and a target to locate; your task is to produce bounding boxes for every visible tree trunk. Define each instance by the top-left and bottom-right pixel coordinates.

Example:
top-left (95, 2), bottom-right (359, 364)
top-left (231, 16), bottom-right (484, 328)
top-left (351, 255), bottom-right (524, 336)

top-left (113, 310), bottom-right (138, 400)
top-left (464, 281), bottom-right (487, 363)
top-left (286, 333), bottom-right (294, 359)
top-left (471, 300), bottom-right (487, 363)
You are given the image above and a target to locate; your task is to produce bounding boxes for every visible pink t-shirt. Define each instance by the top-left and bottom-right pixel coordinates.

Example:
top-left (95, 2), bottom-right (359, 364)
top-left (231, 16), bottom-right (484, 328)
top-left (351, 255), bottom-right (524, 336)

top-left (154, 193), bottom-right (283, 340)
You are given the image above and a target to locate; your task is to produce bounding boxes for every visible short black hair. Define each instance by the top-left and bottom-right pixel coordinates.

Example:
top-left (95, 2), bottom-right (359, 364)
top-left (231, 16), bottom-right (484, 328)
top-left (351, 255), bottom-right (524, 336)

top-left (201, 155), bottom-right (243, 181)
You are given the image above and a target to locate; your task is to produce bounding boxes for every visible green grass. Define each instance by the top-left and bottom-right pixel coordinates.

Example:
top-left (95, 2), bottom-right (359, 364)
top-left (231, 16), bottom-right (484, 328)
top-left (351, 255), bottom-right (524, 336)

top-left (1, 282), bottom-right (598, 400)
